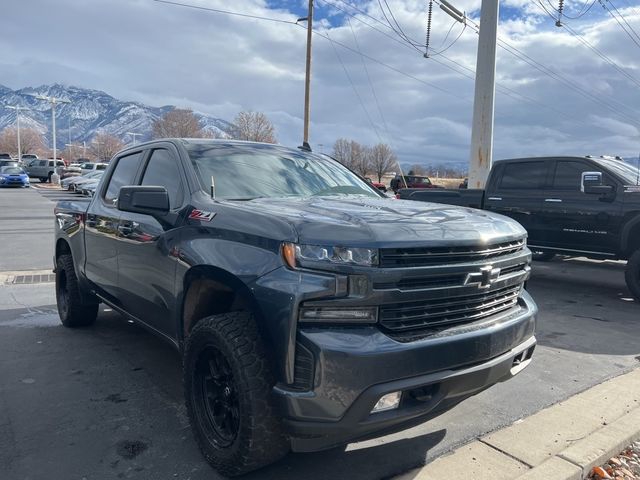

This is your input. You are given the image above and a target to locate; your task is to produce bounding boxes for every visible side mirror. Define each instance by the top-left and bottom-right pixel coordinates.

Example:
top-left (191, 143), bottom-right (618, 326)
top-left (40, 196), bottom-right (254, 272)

top-left (581, 171), bottom-right (614, 195)
top-left (117, 186), bottom-right (169, 216)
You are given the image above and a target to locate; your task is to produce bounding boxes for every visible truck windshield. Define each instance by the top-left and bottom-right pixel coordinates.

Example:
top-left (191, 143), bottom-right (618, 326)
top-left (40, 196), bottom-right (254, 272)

top-left (594, 158), bottom-right (640, 185)
top-left (186, 143), bottom-right (380, 200)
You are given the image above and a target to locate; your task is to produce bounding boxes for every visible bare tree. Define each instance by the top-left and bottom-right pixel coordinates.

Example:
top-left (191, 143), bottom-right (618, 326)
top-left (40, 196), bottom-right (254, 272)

top-left (331, 138), bottom-right (369, 176)
top-left (90, 133), bottom-right (124, 162)
top-left (152, 108), bottom-right (208, 139)
top-left (368, 143), bottom-right (397, 182)
top-left (231, 111), bottom-right (277, 143)
top-left (0, 127), bottom-right (45, 155)
top-left (407, 164), bottom-right (426, 176)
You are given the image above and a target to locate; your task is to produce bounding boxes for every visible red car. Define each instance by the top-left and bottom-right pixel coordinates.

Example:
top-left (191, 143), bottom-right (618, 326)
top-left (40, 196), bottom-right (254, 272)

top-left (390, 175), bottom-right (441, 193)
top-left (365, 177), bottom-right (387, 192)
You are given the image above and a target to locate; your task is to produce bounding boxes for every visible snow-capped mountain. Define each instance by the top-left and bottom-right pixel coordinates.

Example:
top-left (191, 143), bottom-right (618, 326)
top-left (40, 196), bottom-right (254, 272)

top-left (0, 84), bottom-right (235, 147)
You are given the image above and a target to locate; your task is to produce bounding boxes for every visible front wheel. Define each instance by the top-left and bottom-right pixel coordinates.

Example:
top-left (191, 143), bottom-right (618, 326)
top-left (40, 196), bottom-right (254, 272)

top-left (183, 312), bottom-right (289, 476)
top-left (625, 250), bottom-right (640, 301)
top-left (56, 254), bottom-right (99, 327)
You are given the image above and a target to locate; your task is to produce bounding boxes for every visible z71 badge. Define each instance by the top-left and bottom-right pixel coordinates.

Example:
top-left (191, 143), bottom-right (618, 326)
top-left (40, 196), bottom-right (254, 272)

top-left (188, 209), bottom-right (216, 222)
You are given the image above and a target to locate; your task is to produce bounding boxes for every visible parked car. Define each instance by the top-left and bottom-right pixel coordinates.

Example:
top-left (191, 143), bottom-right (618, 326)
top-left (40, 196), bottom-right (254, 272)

top-left (0, 166), bottom-right (30, 188)
top-left (0, 153), bottom-right (12, 159)
top-left (398, 155), bottom-right (640, 300)
top-left (390, 174), bottom-right (441, 194)
top-left (79, 162), bottom-right (108, 175)
top-left (60, 165), bottom-right (82, 180)
top-left (365, 177), bottom-right (387, 192)
top-left (0, 160), bottom-right (20, 168)
top-left (79, 178), bottom-right (100, 196)
top-left (54, 139), bottom-right (537, 476)
top-left (62, 170), bottom-right (104, 191)
top-left (24, 159), bottom-right (66, 182)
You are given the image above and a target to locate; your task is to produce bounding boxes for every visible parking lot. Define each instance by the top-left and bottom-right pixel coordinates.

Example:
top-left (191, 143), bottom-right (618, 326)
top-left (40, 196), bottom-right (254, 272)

top-left (1, 186), bottom-right (639, 480)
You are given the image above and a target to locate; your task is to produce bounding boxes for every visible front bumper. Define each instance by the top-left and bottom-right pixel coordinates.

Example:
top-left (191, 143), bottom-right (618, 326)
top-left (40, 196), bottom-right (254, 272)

top-left (271, 290), bottom-right (537, 452)
top-left (279, 333), bottom-right (535, 452)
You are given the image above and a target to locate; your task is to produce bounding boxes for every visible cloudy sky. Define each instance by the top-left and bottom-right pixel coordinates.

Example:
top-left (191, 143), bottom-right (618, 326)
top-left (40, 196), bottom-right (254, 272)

top-left (1, 0), bottom-right (639, 166)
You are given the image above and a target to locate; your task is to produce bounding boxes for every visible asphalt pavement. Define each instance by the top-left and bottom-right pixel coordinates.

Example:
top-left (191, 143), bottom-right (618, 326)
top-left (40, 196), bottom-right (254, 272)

top-left (0, 186), bottom-right (638, 480)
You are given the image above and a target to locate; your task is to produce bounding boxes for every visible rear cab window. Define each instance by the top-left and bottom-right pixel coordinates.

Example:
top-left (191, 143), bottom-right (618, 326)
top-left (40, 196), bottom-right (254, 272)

top-left (499, 161), bottom-right (546, 190)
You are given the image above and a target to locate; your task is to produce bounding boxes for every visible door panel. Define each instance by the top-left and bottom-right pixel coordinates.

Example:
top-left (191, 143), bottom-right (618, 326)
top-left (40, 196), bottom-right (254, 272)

top-left (84, 151), bottom-right (144, 301)
top-left (485, 161), bottom-right (549, 243)
top-left (538, 160), bottom-right (622, 253)
top-left (116, 147), bottom-right (185, 339)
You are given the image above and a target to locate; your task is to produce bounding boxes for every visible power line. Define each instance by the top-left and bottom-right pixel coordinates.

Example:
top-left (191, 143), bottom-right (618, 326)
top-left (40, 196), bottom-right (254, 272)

top-left (151, 0), bottom-right (298, 24)
top-left (325, 30), bottom-right (384, 143)
top-left (534, 1), bottom-right (640, 89)
top-left (346, 17), bottom-right (392, 140)
top-left (462, 8), bottom-right (640, 127)
top-left (603, 0), bottom-right (640, 45)
top-left (320, 0), bottom-right (603, 129)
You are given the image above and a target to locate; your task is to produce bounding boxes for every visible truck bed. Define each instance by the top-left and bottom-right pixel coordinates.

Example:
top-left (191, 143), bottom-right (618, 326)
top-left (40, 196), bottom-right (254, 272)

top-left (398, 188), bottom-right (485, 209)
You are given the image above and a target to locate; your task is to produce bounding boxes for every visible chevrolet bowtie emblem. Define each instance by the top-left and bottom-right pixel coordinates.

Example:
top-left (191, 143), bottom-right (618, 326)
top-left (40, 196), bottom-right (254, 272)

top-left (465, 265), bottom-right (501, 289)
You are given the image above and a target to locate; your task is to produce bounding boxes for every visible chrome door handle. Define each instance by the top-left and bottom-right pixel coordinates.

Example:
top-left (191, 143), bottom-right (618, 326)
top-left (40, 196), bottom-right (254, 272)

top-left (544, 198), bottom-right (562, 202)
top-left (488, 197), bottom-right (502, 201)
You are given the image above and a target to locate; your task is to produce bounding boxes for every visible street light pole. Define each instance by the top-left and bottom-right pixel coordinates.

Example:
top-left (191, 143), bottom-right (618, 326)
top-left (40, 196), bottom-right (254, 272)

top-left (297, 0), bottom-right (314, 150)
top-left (33, 95), bottom-right (70, 161)
top-left (126, 132), bottom-right (141, 145)
top-left (6, 106), bottom-right (27, 163)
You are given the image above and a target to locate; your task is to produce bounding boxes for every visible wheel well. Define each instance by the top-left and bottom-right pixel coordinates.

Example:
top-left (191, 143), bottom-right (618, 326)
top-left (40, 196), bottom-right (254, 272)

top-left (181, 266), bottom-right (261, 338)
top-left (56, 239), bottom-right (72, 260)
top-left (625, 222), bottom-right (640, 257)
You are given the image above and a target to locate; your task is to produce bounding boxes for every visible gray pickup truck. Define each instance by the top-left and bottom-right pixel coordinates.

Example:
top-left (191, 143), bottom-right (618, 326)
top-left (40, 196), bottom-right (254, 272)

top-left (54, 139), bottom-right (537, 476)
top-left (25, 158), bottom-right (66, 182)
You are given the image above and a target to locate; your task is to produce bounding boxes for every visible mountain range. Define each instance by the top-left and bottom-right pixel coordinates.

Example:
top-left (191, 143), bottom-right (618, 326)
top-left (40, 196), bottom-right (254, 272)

top-left (0, 84), bottom-right (234, 148)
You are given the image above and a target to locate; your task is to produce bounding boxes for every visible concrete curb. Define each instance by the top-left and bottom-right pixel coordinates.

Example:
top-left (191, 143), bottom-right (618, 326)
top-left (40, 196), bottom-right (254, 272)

top-left (0, 269), bottom-right (54, 284)
top-left (395, 369), bottom-right (640, 480)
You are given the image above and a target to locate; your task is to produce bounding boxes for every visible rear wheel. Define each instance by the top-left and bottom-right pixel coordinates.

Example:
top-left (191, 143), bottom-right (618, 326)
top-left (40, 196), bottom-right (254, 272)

top-left (532, 250), bottom-right (556, 262)
top-left (625, 249), bottom-right (640, 301)
top-left (56, 254), bottom-right (99, 327)
top-left (184, 312), bottom-right (289, 476)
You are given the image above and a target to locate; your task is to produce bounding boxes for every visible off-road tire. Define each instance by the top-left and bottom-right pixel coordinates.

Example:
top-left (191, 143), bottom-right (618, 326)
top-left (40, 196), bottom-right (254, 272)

top-left (625, 249), bottom-right (640, 301)
top-left (39, 177), bottom-right (47, 183)
top-left (184, 312), bottom-right (289, 476)
top-left (532, 250), bottom-right (556, 262)
top-left (55, 254), bottom-right (99, 327)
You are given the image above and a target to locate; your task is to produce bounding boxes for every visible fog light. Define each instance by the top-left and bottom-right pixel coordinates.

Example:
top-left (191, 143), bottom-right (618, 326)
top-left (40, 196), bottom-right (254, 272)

top-left (371, 391), bottom-right (402, 413)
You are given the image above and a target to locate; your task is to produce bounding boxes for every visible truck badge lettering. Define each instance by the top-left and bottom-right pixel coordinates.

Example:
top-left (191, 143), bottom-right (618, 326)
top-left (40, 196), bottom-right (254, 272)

top-left (189, 209), bottom-right (216, 222)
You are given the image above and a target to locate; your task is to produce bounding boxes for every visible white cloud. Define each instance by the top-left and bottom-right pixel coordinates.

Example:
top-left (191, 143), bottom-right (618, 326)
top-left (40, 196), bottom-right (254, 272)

top-left (0, 0), bottom-right (639, 166)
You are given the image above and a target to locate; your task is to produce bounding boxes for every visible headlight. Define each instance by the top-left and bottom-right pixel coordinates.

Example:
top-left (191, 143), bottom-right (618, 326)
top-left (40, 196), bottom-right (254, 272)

top-left (282, 243), bottom-right (378, 268)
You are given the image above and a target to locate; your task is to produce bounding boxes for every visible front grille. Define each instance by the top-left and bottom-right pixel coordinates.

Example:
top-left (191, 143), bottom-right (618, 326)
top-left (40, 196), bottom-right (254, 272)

top-left (379, 240), bottom-right (525, 268)
top-left (379, 284), bottom-right (522, 332)
top-left (374, 273), bottom-right (465, 290)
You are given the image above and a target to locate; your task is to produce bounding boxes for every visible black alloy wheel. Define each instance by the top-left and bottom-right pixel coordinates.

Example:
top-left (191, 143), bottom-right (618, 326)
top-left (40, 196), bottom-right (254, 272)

top-left (194, 347), bottom-right (240, 448)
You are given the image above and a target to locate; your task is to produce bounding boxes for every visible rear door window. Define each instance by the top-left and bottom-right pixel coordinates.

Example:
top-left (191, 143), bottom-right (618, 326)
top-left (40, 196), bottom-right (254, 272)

top-left (499, 162), bottom-right (546, 189)
top-left (104, 152), bottom-right (143, 205)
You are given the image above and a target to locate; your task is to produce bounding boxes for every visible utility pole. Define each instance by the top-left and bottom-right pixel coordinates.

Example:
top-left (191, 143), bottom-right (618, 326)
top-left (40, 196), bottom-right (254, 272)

top-left (127, 132), bottom-right (141, 145)
top-left (298, 0), bottom-right (314, 150)
top-left (6, 106), bottom-right (27, 163)
top-left (468, 0), bottom-right (499, 188)
top-left (33, 95), bottom-right (71, 161)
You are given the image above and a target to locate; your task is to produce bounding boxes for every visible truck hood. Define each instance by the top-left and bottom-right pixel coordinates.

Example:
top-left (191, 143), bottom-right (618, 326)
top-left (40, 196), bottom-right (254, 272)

top-left (239, 196), bottom-right (526, 247)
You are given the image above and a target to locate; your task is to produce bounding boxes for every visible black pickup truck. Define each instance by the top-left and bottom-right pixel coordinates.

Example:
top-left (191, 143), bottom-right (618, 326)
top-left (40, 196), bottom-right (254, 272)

top-left (54, 139), bottom-right (537, 476)
top-left (399, 156), bottom-right (640, 300)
